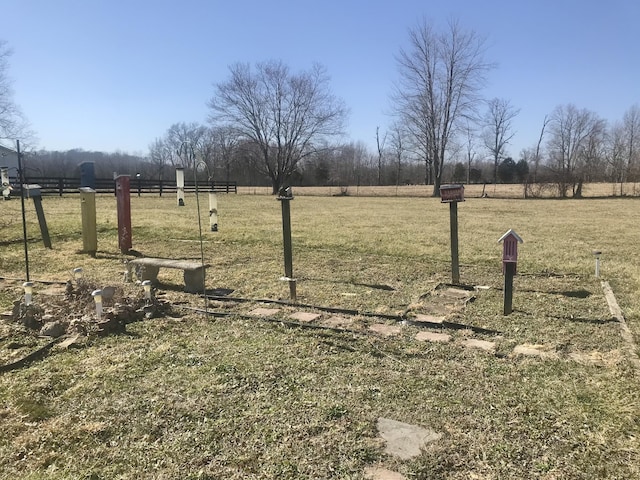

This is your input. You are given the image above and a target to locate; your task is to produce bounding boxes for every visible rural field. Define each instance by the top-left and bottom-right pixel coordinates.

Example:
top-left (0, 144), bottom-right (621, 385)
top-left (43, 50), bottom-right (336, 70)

top-left (0, 189), bottom-right (639, 479)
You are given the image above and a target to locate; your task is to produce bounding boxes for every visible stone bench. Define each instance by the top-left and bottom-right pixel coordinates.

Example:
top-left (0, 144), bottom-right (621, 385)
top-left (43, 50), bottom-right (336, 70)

top-left (127, 258), bottom-right (209, 293)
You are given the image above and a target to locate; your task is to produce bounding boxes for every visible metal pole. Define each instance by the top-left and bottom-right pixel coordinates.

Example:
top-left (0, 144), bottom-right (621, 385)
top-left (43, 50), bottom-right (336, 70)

top-left (17, 140), bottom-right (30, 281)
top-left (450, 201), bottom-right (460, 284)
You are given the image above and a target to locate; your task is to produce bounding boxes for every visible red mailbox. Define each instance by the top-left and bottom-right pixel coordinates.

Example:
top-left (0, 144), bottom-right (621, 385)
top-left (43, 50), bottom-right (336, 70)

top-left (440, 184), bottom-right (465, 203)
top-left (498, 229), bottom-right (523, 273)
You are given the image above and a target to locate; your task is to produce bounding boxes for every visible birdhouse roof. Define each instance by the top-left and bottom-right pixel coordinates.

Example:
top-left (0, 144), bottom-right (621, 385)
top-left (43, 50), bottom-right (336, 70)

top-left (498, 229), bottom-right (523, 244)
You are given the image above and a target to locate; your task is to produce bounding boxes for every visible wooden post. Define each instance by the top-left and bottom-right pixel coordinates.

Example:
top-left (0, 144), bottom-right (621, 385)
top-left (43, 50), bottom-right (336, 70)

top-left (440, 184), bottom-right (464, 285)
top-left (504, 262), bottom-right (515, 315)
top-left (278, 188), bottom-right (296, 302)
top-left (450, 201), bottom-right (460, 284)
top-left (31, 194), bottom-right (52, 249)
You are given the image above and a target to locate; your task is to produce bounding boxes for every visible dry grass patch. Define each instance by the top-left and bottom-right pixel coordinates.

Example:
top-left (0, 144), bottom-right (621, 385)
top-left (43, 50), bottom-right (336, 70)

top-left (0, 193), bottom-right (639, 478)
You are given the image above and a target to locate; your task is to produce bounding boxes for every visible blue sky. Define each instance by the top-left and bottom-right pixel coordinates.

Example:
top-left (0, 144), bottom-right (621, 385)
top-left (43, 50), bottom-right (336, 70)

top-left (2, 0), bottom-right (638, 159)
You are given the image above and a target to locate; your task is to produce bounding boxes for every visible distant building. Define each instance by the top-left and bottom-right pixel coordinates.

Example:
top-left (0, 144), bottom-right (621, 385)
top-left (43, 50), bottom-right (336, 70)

top-left (0, 144), bottom-right (19, 173)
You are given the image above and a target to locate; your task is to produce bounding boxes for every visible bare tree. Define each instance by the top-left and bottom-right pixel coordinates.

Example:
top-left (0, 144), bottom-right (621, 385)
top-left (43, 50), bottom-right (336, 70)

top-left (0, 40), bottom-right (31, 146)
top-left (208, 60), bottom-right (347, 194)
top-left (393, 18), bottom-right (492, 196)
top-left (622, 104), bottom-right (640, 183)
top-left (463, 120), bottom-right (477, 184)
top-left (211, 125), bottom-right (239, 184)
top-left (482, 98), bottom-right (520, 184)
top-left (388, 121), bottom-right (408, 189)
top-left (148, 138), bottom-right (174, 181)
top-left (165, 122), bottom-right (208, 170)
top-left (547, 104), bottom-right (606, 197)
top-left (375, 126), bottom-right (387, 186)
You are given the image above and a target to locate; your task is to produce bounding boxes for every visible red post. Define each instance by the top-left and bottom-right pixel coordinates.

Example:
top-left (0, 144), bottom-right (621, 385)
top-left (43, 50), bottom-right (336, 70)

top-left (115, 175), bottom-right (132, 254)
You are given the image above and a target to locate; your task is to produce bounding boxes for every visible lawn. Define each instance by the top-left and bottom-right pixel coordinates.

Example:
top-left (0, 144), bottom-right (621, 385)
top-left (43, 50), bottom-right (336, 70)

top-left (0, 191), bottom-right (639, 479)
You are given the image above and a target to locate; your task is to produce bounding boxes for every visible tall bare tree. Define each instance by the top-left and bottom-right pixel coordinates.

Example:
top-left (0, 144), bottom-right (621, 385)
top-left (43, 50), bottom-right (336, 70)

top-left (0, 40), bottom-right (31, 146)
top-left (622, 104), bottom-right (640, 182)
top-left (208, 60), bottom-right (347, 194)
top-left (376, 126), bottom-right (387, 186)
top-left (547, 104), bottom-right (606, 197)
top-left (482, 98), bottom-right (520, 183)
top-left (393, 18), bottom-right (492, 196)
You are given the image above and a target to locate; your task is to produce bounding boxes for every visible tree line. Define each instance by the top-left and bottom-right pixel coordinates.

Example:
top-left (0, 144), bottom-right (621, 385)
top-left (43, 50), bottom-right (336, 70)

top-left (2, 19), bottom-right (639, 198)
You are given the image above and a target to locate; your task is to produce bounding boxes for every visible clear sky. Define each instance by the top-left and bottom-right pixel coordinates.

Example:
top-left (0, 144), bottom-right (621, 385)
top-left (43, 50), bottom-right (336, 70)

top-left (2, 0), bottom-right (638, 159)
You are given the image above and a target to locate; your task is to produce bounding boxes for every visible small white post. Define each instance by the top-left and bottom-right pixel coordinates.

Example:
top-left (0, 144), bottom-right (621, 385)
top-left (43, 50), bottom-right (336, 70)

top-left (92, 289), bottom-right (103, 319)
top-left (23, 281), bottom-right (34, 306)
top-left (1, 167), bottom-right (10, 199)
top-left (142, 280), bottom-right (152, 301)
top-left (176, 167), bottom-right (185, 206)
top-left (593, 250), bottom-right (602, 278)
top-left (209, 192), bottom-right (218, 232)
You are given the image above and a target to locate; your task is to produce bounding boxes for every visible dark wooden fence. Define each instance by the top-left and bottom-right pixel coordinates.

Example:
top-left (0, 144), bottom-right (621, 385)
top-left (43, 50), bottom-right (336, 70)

top-left (7, 176), bottom-right (237, 196)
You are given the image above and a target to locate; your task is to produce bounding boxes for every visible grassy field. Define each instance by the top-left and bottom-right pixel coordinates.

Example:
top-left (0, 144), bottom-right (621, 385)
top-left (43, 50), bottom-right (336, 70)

top-left (0, 191), bottom-right (639, 479)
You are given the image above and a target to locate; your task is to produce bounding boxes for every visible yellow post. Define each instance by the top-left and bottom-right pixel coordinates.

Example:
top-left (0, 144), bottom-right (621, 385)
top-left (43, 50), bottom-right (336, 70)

top-left (79, 187), bottom-right (97, 256)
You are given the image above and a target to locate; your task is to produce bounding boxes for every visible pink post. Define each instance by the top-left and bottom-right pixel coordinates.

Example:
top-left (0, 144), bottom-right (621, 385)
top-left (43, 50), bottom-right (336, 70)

top-left (115, 175), bottom-right (132, 254)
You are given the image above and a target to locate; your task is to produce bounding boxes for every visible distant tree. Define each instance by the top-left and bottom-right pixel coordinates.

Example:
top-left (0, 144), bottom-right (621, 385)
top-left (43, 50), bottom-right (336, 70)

top-left (388, 121), bottom-right (408, 188)
top-left (452, 162), bottom-right (466, 183)
top-left (0, 40), bottom-right (31, 146)
top-left (376, 126), bottom-right (387, 186)
top-left (165, 122), bottom-right (208, 170)
top-left (469, 167), bottom-right (482, 183)
top-left (392, 18), bottom-right (492, 196)
top-left (463, 120), bottom-right (478, 184)
top-left (208, 60), bottom-right (347, 194)
top-left (482, 98), bottom-right (520, 184)
top-left (210, 125), bottom-right (239, 184)
top-left (515, 158), bottom-right (529, 183)
top-left (547, 104), bottom-right (606, 197)
top-left (497, 157), bottom-right (516, 183)
top-left (622, 104), bottom-right (640, 183)
top-left (148, 138), bottom-right (173, 181)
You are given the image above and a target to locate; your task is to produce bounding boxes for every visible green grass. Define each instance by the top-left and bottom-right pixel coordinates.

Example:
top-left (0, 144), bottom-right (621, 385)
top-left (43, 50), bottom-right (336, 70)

top-left (0, 192), bottom-right (639, 479)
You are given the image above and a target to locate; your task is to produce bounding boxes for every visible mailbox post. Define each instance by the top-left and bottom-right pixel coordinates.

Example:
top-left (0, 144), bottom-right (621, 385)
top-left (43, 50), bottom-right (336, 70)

top-left (498, 229), bottom-right (523, 315)
top-left (440, 184), bottom-right (465, 284)
top-left (277, 186), bottom-right (296, 302)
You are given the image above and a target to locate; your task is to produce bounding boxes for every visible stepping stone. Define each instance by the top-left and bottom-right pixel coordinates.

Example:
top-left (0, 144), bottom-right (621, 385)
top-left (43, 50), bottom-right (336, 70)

top-left (364, 466), bottom-right (406, 480)
top-left (323, 316), bottom-right (355, 328)
top-left (415, 331), bottom-right (451, 343)
top-left (412, 314), bottom-right (445, 324)
top-left (461, 338), bottom-right (496, 352)
top-left (369, 324), bottom-right (403, 337)
top-left (512, 344), bottom-right (557, 359)
top-left (377, 417), bottom-right (441, 460)
top-left (289, 311), bottom-right (320, 323)
top-left (441, 287), bottom-right (472, 299)
top-left (248, 307), bottom-right (280, 317)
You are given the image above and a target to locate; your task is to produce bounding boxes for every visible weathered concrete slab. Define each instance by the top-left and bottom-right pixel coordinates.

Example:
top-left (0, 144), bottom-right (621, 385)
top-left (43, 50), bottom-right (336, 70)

top-left (289, 311), bottom-right (321, 323)
top-left (364, 466), bottom-right (406, 480)
top-left (323, 316), bottom-right (355, 328)
top-left (248, 307), bottom-right (280, 317)
top-left (512, 344), bottom-right (557, 359)
top-left (415, 331), bottom-right (451, 343)
top-left (461, 338), bottom-right (496, 353)
top-left (369, 323), bottom-right (403, 337)
top-left (412, 313), bottom-right (445, 324)
top-left (377, 417), bottom-right (441, 460)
